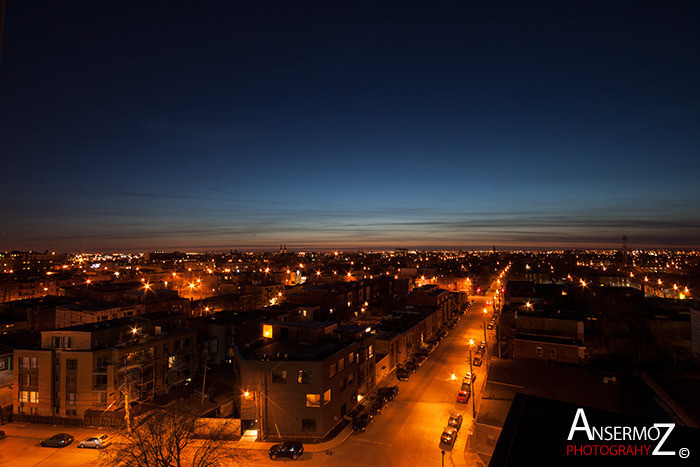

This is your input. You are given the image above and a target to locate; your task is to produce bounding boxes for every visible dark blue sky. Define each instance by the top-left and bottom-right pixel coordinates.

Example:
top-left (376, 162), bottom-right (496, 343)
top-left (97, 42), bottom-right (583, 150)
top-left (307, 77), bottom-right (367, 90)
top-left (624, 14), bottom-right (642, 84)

top-left (1, 1), bottom-right (699, 252)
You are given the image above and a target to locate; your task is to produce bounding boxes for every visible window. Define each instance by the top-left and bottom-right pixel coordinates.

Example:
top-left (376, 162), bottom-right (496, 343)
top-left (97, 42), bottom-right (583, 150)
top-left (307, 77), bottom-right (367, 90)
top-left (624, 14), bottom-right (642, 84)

top-left (368, 345), bottom-right (373, 359)
top-left (329, 362), bottom-right (337, 378)
top-left (65, 409), bottom-right (77, 416)
top-left (66, 374), bottom-right (77, 389)
top-left (348, 352), bottom-right (355, 364)
top-left (323, 389), bottom-right (331, 406)
top-left (297, 370), bottom-right (311, 384)
top-left (30, 407), bottom-right (38, 415)
top-left (19, 391), bottom-right (29, 403)
top-left (272, 370), bottom-right (287, 384)
top-left (550, 348), bottom-right (557, 359)
top-left (16, 405), bottom-right (24, 414)
top-left (66, 392), bottom-right (76, 405)
top-left (169, 355), bottom-right (176, 369)
top-left (302, 418), bottom-right (316, 432)
top-left (29, 391), bottom-right (39, 403)
top-left (337, 357), bottom-right (345, 372)
top-left (97, 392), bottom-right (107, 406)
top-left (94, 374), bottom-right (107, 389)
top-left (66, 359), bottom-right (77, 371)
top-left (19, 357), bottom-right (28, 369)
top-left (305, 394), bottom-right (321, 407)
top-left (347, 372), bottom-right (354, 386)
top-left (535, 347), bottom-right (543, 357)
top-left (263, 324), bottom-right (273, 338)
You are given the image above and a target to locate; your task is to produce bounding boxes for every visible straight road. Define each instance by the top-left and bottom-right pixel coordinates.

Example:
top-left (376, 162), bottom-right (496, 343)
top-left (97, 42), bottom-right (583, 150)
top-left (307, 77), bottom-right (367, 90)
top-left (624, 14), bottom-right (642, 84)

top-left (254, 281), bottom-right (502, 466)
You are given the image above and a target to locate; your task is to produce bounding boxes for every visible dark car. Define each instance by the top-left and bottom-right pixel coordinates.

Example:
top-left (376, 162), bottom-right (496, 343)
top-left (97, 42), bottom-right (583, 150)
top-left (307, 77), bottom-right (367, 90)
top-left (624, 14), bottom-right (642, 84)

top-left (41, 433), bottom-right (74, 448)
top-left (486, 323), bottom-right (494, 330)
top-left (369, 396), bottom-right (387, 415)
top-left (405, 361), bottom-right (419, 373)
top-left (448, 412), bottom-right (463, 431)
top-left (397, 368), bottom-right (410, 381)
top-left (378, 386), bottom-right (399, 401)
top-left (437, 329), bottom-right (448, 338)
top-left (460, 381), bottom-right (472, 392)
top-left (473, 355), bottom-right (483, 367)
top-left (441, 426), bottom-right (458, 446)
top-left (269, 441), bottom-right (304, 460)
top-left (352, 413), bottom-right (373, 431)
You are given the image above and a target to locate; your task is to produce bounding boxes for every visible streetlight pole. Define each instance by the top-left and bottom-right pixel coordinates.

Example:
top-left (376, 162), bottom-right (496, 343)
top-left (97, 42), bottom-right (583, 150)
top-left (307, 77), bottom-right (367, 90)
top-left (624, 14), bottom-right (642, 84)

top-left (482, 309), bottom-right (488, 344)
top-left (469, 339), bottom-right (475, 419)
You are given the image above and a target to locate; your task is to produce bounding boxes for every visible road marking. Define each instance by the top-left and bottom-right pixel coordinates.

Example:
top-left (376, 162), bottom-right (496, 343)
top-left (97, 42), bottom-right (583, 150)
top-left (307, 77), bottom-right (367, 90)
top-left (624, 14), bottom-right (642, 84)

top-left (349, 437), bottom-right (392, 447)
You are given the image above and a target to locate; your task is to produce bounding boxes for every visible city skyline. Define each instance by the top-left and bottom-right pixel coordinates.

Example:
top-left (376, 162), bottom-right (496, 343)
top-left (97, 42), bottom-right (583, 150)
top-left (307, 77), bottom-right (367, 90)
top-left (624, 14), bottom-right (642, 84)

top-left (1, 1), bottom-right (699, 252)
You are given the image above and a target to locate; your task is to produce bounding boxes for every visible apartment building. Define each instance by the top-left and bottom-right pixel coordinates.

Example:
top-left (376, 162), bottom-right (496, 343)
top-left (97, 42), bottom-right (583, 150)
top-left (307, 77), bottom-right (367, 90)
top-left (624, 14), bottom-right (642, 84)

top-left (13, 311), bottom-right (196, 419)
top-left (234, 320), bottom-right (359, 441)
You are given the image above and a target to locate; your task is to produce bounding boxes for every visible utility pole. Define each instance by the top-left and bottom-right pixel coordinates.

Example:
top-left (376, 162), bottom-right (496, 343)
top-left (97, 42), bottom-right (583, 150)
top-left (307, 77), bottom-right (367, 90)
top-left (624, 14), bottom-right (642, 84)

top-left (123, 389), bottom-right (131, 432)
top-left (201, 365), bottom-right (208, 405)
top-left (469, 342), bottom-right (475, 419)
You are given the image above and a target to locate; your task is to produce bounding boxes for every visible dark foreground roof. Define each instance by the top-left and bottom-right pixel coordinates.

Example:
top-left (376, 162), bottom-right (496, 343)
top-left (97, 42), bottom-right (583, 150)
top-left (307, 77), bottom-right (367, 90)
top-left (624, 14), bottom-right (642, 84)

top-left (490, 393), bottom-right (700, 467)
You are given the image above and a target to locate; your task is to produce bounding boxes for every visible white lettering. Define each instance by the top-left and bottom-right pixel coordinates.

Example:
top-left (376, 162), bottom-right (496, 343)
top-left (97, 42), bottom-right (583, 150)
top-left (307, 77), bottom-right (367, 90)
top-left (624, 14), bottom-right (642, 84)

top-left (651, 423), bottom-right (675, 456)
top-left (568, 408), bottom-right (593, 441)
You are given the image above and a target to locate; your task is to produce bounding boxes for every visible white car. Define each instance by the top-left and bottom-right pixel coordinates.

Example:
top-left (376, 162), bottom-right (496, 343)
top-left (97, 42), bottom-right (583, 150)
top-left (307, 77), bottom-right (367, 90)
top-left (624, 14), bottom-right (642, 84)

top-left (78, 434), bottom-right (111, 449)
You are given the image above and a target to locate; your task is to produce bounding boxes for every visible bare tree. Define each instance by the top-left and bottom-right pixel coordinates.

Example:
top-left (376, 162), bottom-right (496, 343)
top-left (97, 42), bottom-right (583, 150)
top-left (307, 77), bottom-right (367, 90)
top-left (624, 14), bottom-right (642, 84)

top-left (101, 403), bottom-right (248, 467)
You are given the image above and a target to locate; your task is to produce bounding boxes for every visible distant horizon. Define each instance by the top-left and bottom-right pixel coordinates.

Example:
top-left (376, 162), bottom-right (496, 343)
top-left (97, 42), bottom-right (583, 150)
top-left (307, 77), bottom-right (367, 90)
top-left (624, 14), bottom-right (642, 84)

top-left (3, 243), bottom-right (699, 255)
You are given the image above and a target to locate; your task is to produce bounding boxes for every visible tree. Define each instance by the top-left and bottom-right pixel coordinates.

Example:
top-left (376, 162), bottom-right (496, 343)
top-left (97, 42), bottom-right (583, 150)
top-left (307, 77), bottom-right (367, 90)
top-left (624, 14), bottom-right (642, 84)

top-left (102, 402), bottom-right (248, 467)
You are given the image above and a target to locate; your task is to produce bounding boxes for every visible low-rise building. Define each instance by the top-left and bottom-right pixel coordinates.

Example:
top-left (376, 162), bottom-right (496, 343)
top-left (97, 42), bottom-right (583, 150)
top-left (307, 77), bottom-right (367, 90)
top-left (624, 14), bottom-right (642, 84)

top-left (234, 320), bottom-right (359, 441)
top-left (12, 311), bottom-right (196, 421)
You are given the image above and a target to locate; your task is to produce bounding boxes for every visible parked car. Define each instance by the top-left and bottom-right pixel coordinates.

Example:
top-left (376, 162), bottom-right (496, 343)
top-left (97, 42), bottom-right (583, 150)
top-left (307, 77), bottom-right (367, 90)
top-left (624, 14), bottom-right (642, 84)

top-left (448, 321), bottom-right (457, 329)
top-left (405, 361), bottom-right (419, 373)
top-left (78, 434), bottom-right (111, 449)
top-left (41, 433), bottom-right (74, 448)
top-left (473, 356), bottom-right (483, 367)
top-left (486, 323), bottom-right (494, 330)
top-left (441, 426), bottom-right (459, 446)
top-left (397, 368), bottom-right (410, 381)
top-left (464, 372), bottom-right (477, 384)
top-left (456, 390), bottom-right (470, 403)
top-left (370, 396), bottom-right (387, 415)
top-left (460, 381), bottom-right (472, 392)
top-left (448, 412), bottom-right (463, 431)
top-left (427, 341), bottom-right (439, 353)
top-left (352, 413), bottom-right (373, 432)
top-left (378, 386), bottom-right (399, 401)
top-left (437, 330), bottom-right (448, 338)
top-left (269, 441), bottom-right (304, 460)
top-left (478, 342), bottom-right (486, 353)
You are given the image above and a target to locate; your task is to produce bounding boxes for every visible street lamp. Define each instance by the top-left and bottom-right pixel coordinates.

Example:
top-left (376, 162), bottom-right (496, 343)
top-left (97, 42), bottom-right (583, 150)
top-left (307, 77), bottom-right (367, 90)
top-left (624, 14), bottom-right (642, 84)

top-left (468, 338), bottom-right (475, 418)
top-left (482, 309), bottom-right (488, 344)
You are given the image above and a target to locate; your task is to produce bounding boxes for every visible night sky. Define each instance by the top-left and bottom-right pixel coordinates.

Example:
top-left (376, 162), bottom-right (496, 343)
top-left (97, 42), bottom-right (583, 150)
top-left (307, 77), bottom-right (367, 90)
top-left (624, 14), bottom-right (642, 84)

top-left (1, 1), bottom-right (699, 252)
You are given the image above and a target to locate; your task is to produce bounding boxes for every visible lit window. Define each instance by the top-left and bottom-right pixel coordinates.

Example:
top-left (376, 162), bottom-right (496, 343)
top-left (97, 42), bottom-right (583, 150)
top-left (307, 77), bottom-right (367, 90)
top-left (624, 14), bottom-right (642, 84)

top-left (305, 394), bottom-right (320, 407)
top-left (337, 357), bottom-right (345, 372)
top-left (323, 389), bottom-right (331, 406)
top-left (329, 363), bottom-right (337, 378)
top-left (30, 391), bottom-right (39, 403)
top-left (263, 324), bottom-right (273, 338)
top-left (348, 352), bottom-right (355, 364)
top-left (19, 391), bottom-right (29, 403)
top-left (297, 370), bottom-right (311, 384)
